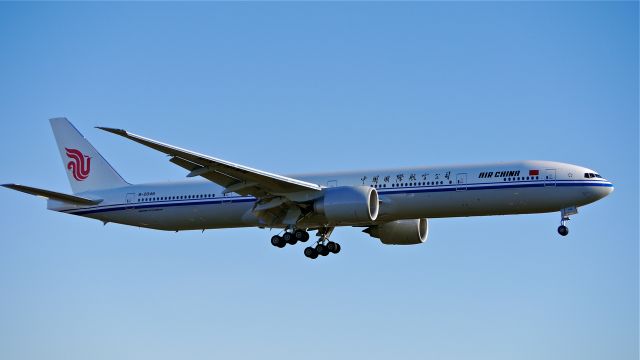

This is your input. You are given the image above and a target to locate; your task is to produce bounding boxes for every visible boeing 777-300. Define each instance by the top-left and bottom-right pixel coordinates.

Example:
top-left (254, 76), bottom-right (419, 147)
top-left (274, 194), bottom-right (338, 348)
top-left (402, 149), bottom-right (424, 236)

top-left (2, 118), bottom-right (614, 259)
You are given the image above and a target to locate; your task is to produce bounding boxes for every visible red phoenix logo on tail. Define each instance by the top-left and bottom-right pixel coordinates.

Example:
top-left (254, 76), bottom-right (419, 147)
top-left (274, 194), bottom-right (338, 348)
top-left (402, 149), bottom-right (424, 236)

top-left (65, 148), bottom-right (91, 181)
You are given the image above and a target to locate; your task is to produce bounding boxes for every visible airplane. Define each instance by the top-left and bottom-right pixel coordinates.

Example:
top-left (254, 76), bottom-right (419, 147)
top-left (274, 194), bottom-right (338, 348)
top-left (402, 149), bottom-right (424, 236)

top-left (3, 118), bottom-right (614, 259)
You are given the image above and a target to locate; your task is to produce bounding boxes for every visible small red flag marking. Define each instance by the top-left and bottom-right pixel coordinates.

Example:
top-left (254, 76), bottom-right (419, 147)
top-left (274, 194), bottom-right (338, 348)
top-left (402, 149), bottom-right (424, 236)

top-left (529, 169), bottom-right (539, 176)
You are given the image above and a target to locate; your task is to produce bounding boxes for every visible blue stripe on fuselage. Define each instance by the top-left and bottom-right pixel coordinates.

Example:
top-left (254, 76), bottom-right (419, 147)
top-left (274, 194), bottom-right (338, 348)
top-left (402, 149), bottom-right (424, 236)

top-left (61, 180), bottom-right (613, 216)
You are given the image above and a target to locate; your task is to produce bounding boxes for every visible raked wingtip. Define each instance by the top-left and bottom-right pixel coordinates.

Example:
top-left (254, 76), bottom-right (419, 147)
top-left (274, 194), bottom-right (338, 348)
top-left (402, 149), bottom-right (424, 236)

top-left (96, 126), bottom-right (128, 136)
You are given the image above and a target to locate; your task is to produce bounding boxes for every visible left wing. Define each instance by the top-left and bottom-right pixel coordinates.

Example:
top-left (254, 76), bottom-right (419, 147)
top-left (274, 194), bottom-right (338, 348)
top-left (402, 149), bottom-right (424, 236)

top-left (96, 127), bottom-right (322, 200)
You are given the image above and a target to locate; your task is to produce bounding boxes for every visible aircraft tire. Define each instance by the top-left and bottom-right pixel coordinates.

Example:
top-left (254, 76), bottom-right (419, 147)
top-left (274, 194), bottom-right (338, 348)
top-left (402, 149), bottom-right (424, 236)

top-left (304, 247), bottom-right (318, 259)
top-left (283, 232), bottom-right (297, 245)
top-left (294, 229), bottom-right (308, 242)
top-left (557, 225), bottom-right (569, 236)
top-left (316, 244), bottom-right (329, 256)
top-left (327, 241), bottom-right (339, 253)
top-left (271, 235), bottom-right (286, 248)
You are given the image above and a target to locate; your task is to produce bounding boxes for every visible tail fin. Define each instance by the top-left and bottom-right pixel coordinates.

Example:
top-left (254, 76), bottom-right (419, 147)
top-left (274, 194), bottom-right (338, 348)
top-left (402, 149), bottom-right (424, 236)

top-left (50, 117), bottom-right (129, 194)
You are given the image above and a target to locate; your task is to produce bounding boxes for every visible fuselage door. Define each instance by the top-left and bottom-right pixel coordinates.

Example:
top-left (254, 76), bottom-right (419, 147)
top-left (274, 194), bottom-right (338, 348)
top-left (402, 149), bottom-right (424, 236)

top-left (544, 169), bottom-right (557, 186)
top-left (125, 192), bottom-right (137, 209)
top-left (456, 173), bottom-right (467, 191)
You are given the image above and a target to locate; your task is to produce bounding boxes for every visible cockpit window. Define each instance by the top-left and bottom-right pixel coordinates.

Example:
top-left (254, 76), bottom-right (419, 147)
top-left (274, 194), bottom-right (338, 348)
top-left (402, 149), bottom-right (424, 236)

top-left (584, 172), bottom-right (603, 179)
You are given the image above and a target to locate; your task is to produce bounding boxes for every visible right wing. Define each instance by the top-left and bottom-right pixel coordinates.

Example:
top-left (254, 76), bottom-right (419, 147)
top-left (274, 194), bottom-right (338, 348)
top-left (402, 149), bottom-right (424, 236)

top-left (2, 184), bottom-right (103, 205)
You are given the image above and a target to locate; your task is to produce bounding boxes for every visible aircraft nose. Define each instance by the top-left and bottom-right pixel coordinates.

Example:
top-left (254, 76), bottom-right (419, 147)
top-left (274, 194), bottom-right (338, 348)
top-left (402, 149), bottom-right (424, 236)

top-left (595, 180), bottom-right (614, 199)
top-left (605, 181), bottom-right (614, 196)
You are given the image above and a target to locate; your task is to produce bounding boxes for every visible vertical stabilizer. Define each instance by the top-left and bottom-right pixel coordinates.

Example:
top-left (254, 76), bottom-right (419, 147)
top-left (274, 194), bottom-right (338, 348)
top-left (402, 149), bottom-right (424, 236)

top-left (50, 117), bottom-right (129, 194)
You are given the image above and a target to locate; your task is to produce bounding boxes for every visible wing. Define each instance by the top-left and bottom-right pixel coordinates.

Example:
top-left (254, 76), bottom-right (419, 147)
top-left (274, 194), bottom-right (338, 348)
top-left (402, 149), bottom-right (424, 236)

top-left (96, 127), bottom-right (322, 200)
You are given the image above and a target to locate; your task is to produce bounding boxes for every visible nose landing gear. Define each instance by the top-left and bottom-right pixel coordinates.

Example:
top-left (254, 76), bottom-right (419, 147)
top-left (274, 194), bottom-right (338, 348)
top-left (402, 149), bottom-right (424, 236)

top-left (557, 206), bottom-right (578, 236)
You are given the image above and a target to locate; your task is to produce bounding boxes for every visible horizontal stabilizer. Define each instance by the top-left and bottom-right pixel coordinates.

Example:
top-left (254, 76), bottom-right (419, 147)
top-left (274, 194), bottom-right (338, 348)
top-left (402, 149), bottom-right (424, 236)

top-left (2, 184), bottom-right (102, 205)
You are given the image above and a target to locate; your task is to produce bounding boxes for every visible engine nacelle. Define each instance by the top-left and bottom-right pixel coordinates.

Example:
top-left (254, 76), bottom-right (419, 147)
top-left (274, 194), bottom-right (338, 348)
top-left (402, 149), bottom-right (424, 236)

top-left (363, 218), bottom-right (429, 245)
top-left (313, 186), bottom-right (379, 225)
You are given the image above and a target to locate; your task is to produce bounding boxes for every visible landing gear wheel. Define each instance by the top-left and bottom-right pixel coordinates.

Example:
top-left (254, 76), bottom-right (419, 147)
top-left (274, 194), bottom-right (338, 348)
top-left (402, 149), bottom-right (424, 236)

top-left (271, 235), bottom-right (286, 248)
top-left (283, 232), bottom-right (297, 245)
top-left (316, 244), bottom-right (330, 256)
top-left (327, 241), bottom-right (341, 254)
top-left (304, 247), bottom-right (318, 259)
top-left (294, 229), bottom-right (309, 242)
top-left (558, 225), bottom-right (569, 236)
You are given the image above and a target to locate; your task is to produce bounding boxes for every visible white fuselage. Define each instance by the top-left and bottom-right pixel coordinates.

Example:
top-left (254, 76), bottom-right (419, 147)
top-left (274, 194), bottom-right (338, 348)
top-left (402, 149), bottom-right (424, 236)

top-left (49, 160), bottom-right (613, 231)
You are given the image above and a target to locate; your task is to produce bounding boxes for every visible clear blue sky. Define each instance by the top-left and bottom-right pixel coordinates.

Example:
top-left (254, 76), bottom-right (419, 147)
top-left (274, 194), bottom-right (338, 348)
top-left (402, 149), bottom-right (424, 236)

top-left (0, 2), bottom-right (637, 359)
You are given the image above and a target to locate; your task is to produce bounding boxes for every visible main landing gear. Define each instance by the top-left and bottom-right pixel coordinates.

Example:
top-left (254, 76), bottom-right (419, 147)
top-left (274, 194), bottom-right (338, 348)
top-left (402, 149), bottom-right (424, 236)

top-left (557, 206), bottom-right (578, 236)
top-left (270, 227), bottom-right (341, 260)
top-left (270, 228), bottom-right (310, 248)
top-left (303, 227), bottom-right (340, 260)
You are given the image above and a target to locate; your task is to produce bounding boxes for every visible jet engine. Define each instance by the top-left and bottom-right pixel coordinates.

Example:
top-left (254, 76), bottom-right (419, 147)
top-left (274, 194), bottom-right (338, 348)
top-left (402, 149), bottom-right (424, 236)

top-left (363, 218), bottom-right (429, 245)
top-left (313, 186), bottom-right (379, 225)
